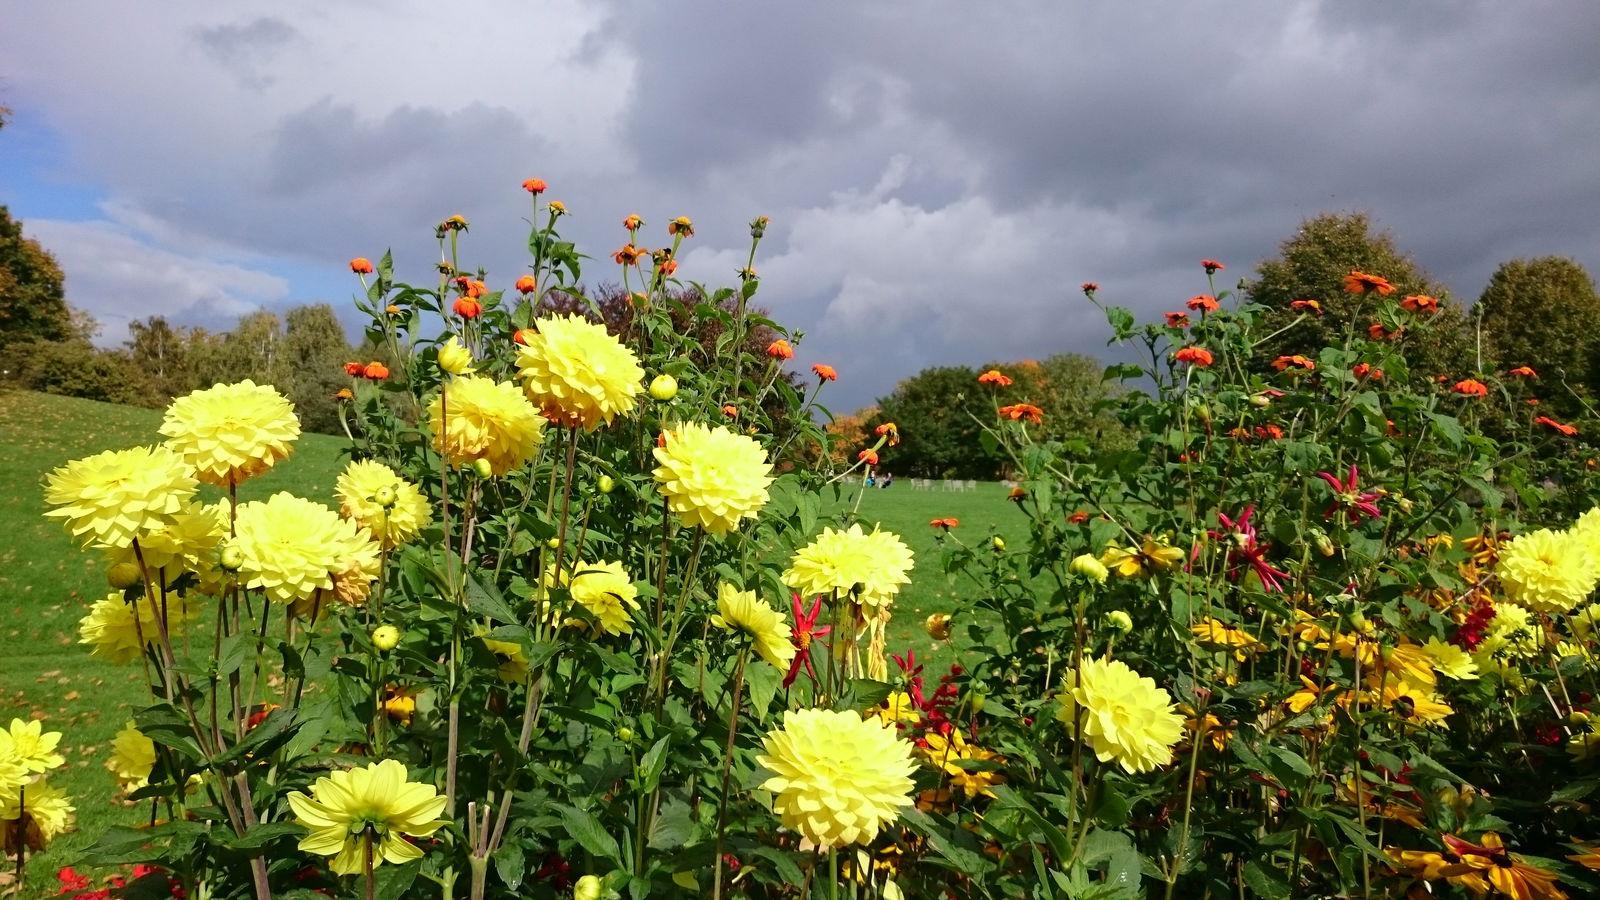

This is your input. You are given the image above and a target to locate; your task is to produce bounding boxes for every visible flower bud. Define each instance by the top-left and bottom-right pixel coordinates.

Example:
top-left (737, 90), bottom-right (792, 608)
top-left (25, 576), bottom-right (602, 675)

top-left (371, 625), bottom-right (401, 651)
top-left (1070, 553), bottom-right (1109, 583)
top-left (615, 726), bottom-right (634, 743)
top-left (547, 536), bottom-right (561, 550)
top-left (107, 562), bottom-right (142, 590)
top-left (968, 693), bottom-right (986, 714)
top-left (925, 612), bottom-right (952, 641)
top-left (374, 486), bottom-right (397, 507)
top-left (1308, 526), bottom-right (1335, 558)
top-left (436, 336), bottom-right (476, 375)
top-left (574, 875), bottom-right (603, 900)
top-left (1104, 610), bottom-right (1133, 633)
top-left (991, 536), bottom-right (1006, 551)
top-left (473, 458), bottom-right (494, 479)
top-left (1249, 393), bottom-right (1272, 408)
top-left (597, 475), bottom-right (616, 494)
top-left (219, 545), bottom-right (245, 572)
top-left (1570, 710), bottom-right (1591, 726)
top-left (649, 374), bottom-right (678, 401)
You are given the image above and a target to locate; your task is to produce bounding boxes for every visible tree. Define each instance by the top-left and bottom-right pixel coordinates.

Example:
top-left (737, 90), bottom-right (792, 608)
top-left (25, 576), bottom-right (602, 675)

top-left (1477, 257), bottom-right (1600, 412)
top-left (870, 365), bottom-right (995, 479)
top-left (282, 304), bottom-right (356, 433)
top-left (1247, 212), bottom-right (1469, 379)
top-left (824, 406), bottom-right (877, 467)
top-left (0, 206), bottom-right (73, 344)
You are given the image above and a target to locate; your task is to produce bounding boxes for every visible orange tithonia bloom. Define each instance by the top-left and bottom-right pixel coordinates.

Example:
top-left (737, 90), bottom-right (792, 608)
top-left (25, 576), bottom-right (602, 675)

top-left (977, 369), bottom-right (1013, 387)
top-left (999, 404), bottom-right (1044, 424)
top-left (766, 339), bottom-right (795, 360)
top-left (1201, 259), bottom-right (1224, 273)
top-left (612, 244), bottom-right (644, 266)
top-left (1352, 362), bottom-right (1383, 380)
top-left (874, 422), bottom-right (900, 445)
top-left (343, 361), bottom-right (365, 377)
top-left (667, 216), bottom-right (694, 237)
top-left (349, 257), bottom-right (374, 275)
top-left (453, 298), bottom-right (482, 319)
top-left (1401, 294), bottom-right (1439, 313)
top-left (1343, 270), bottom-right (1395, 295)
top-left (1368, 322), bottom-right (1395, 340)
top-left (513, 328), bottom-right (536, 346)
top-left (858, 449), bottom-right (879, 466)
top-left (1186, 294), bottom-right (1220, 313)
top-left (1535, 415), bottom-right (1578, 436)
top-left (363, 361), bottom-right (390, 380)
top-left (1272, 355), bottom-right (1316, 372)
top-left (1173, 346), bottom-right (1214, 367)
top-left (623, 214), bottom-right (642, 230)
top-left (1452, 378), bottom-right (1488, 397)
top-left (514, 275), bottom-right (537, 294)
top-left (1290, 299), bottom-right (1322, 314)
top-left (1081, 281), bottom-right (1099, 295)
top-left (455, 278), bottom-right (487, 298)
top-left (659, 258), bottom-right (679, 277)
top-left (721, 404), bottom-right (739, 418)
top-left (812, 364), bottom-right (837, 382)
top-left (1164, 312), bottom-right (1190, 328)
top-left (522, 178), bottom-right (547, 194)
top-left (929, 517), bottom-right (959, 530)
top-left (1508, 365), bottom-right (1538, 378)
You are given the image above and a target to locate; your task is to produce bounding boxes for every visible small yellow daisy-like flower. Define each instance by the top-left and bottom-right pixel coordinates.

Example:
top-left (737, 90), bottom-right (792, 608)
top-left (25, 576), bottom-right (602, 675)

top-left (781, 524), bottom-right (915, 609)
top-left (1497, 528), bottom-right (1595, 614)
top-left (871, 692), bottom-right (922, 726)
top-left (160, 380), bottom-right (300, 486)
top-left (0, 719), bottom-right (65, 774)
top-left (1100, 536), bottom-right (1185, 578)
top-left (287, 759), bottom-right (447, 876)
top-left (547, 560), bottom-right (640, 636)
top-left (107, 721), bottom-right (156, 791)
top-left (436, 335), bottom-right (477, 375)
top-left (1379, 681), bottom-right (1453, 726)
top-left (711, 583), bottom-right (795, 671)
top-left (233, 493), bottom-right (379, 605)
top-left (757, 709), bottom-right (915, 849)
top-left (515, 315), bottom-right (645, 431)
top-left (652, 423), bottom-right (773, 535)
top-left (43, 445), bottom-right (198, 549)
top-left (1374, 641), bottom-right (1437, 691)
top-left (919, 730), bottom-right (1004, 799)
top-left (103, 499), bottom-right (227, 587)
top-left (335, 460), bottom-right (432, 549)
top-left (0, 780), bottom-right (74, 851)
top-left (1421, 637), bottom-right (1479, 680)
top-left (78, 592), bottom-right (200, 664)
top-left (1057, 656), bottom-right (1184, 774)
top-left (428, 375), bottom-right (545, 475)
top-left (1191, 618), bottom-right (1264, 659)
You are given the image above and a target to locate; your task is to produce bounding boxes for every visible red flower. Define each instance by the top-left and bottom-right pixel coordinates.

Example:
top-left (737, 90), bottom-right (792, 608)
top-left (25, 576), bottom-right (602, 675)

top-left (784, 594), bottom-right (832, 688)
top-left (1452, 378), bottom-right (1488, 397)
top-left (998, 403), bottom-right (1044, 424)
top-left (766, 339), bottom-right (795, 360)
top-left (1508, 365), bottom-right (1538, 378)
top-left (722, 404), bottom-right (739, 419)
top-left (1164, 311), bottom-right (1190, 328)
top-left (1067, 510), bottom-right (1090, 524)
top-left (1173, 346), bottom-right (1214, 367)
top-left (1290, 298), bottom-right (1322, 315)
top-left (1271, 355), bottom-right (1316, 373)
top-left (515, 275), bottom-right (537, 294)
top-left (1253, 424), bottom-right (1284, 441)
top-left (812, 363), bottom-right (837, 382)
top-left (1400, 294), bottom-right (1439, 314)
top-left (513, 328), bottom-right (536, 345)
top-left (343, 361), bottom-right (365, 377)
top-left (453, 297), bottom-right (482, 319)
top-left (348, 257), bottom-right (374, 275)
top-left (1316, 464), bottom-right (1382, 523)
top-left (1535, 415), bottom-right (1578, 436)
top-left (1367, 322), bottom-right (1394, 340)
top-left (875, 422), bottom-right (900, 445)
top-left (929, 517), bottom-right (959, 530)
top-left (1186, 294), bottom-right (1220, 313)
top-left (1081, 281), bottom-right (1099, 296)
top-left (977, 369), bottom-right (1014, 386)
top-left (1201, 259), bottom-right (1225, 274)
top-left (522, 178), bottom-right (548, 194)
top-left (1351, 362), bottom-right (1383, 381)
top-left (57, 867), bottom-right (93, 891)
top-left (1342, 270), bottom-right (1395, 295)
top-left (858, 448), bottom-right (879, 465)
top-left (1211, 506), bottom-right (1290, 593)
top-left (363, 361), bottom-right (390, 381)
top-left (454, 277), bottom-right (487, 298)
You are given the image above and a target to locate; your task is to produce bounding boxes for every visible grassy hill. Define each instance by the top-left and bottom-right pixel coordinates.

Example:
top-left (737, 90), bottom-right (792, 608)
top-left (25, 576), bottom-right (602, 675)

top-left (0, 389), bottom-right (1022, 895)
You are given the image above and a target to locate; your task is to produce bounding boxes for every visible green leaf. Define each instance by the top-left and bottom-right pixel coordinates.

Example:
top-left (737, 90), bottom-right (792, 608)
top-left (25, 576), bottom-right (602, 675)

top-left (558, 804), bottom-right (621, 863)
top-left (637, 736), bottom-right (670, 792)
top-left (373, 860), bottom-right (420, 900)
top-left (493, 842), bottom-right (526, 891)
top-left (648, 798), bottom-right (697, 850)
top-left (1241, 860), bottom-right (1291, 899)
top-left (901, 807), bottom-right (993, 876)
top-left (465, 573), bottom-right (519, 624)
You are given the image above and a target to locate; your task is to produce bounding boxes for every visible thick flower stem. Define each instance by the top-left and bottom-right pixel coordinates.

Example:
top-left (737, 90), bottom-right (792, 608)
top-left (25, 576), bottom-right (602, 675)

top-left (711, 646), bottom-right (751, 900)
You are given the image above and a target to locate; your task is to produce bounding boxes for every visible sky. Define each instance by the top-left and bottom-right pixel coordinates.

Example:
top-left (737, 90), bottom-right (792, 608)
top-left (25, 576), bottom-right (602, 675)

top-left (2, 1), bottom-right (1597, 411)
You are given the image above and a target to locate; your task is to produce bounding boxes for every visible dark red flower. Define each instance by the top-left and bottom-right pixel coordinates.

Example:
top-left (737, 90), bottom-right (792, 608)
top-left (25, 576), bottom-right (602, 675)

top-left (1316, 464), bottom-right (1382, 523)
top-left (784, 595), bottom-right (832, 688)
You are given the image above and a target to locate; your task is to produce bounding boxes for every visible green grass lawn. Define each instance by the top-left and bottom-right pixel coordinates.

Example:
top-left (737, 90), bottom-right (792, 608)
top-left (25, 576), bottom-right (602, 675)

top-left (0, 389), bottom-right (1019, 896)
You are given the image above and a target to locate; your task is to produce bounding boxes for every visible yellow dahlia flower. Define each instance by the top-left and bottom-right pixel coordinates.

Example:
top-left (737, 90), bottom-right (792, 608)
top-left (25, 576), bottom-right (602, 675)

top-left (1497, 528), bottom-right (1594, 614)
top-left (652, 423), bottom-right (773, 535)
top-left (1571, 603), bottom-right (1600, 638)
top-left (43, 445), bottom-right (197, 549)
top-left (1421, 637), bottom-right (1479, 680)
top-left (436, 335), bottom-right (477, 375)
top-left (335, 460), bottom-right (432, 549)
top-left (757, 709), bottom-right (915, 849)
top-left (78, 592), bottom-right (199, 664)
top-left (0, 780), bottom-right (74, 851)
top-left (515, 314), bottom-right (644, 430)
top-left (107, 722), bottom-right (156, 791)
top-left (1057, 657), bottom-right (1184, 774)
top-left (0, 719), bottom-right (64, 774)
top-left (548, 560), bottom-right (640, 636)
top-left (1573, 507), bottom-right (1600, 576)
top-left (160, 380), bottom-right (300, 486)
top-left (711, 583), bottom-right (795, 670)
top-left (104, 499), bottom-right (227, 587)
top-left (781, 524), bottom-right (915, 609)
top-left (287, 759), bottom-right (447, 876)
top-left (233, 492), bottom-right (379, 604)
top-left (482, 636), bottom-right (530, 682)
top-left (428, 375), bottom-right (545, 475)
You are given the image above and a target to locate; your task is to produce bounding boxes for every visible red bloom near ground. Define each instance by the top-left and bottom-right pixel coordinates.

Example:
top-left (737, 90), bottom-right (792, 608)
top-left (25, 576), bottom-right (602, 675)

top-left (1272, 355), bottom-right (1315, 372)
top-left (1508, 365), bottom-right (1538, 378)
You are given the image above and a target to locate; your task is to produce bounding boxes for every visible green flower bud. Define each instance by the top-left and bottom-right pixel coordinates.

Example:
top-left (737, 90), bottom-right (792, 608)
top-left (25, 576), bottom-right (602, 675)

top-left (648, 374), bottom-right (678, 401)
top-left (1104, 610), bottom-right (1133, 633)
top-left (991, 536), bottom-right (1006, 551)
top-left (472, 458), bottom-right (494, 479)
top-left (1070, 553), bottom-right (1109, 583)
top-left (615, 726), bottom-right (634, 742)
top-left (219, 545), bottom-right (245, 572)
top-left (374, 486), bottom-right (397, 507)
top-left (597, 475), bottom-right (616, 494)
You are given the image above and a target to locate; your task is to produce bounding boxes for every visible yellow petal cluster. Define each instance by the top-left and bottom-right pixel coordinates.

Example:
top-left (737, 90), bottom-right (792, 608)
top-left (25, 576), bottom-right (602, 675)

top-left (757, 709), bottom-right (915, 849)
top-left (1057, 657), bottom-right (1184, 774)
top-left (43, 445), bottom-right (197, 549)
top-left (78, 592), bottom-right (200, 664)
top-left (919, 729), bottom-right (1004, 799)
top-left (233, 492), bottom-right (379, 604)
top-left (0, 779), bottom-right (74, 852)
top-left (287, 759), bottom-right (447, 876)
top-left (782, 524), bottom-right (915, 609)
top-left (335, 460), bottom-right (432, 549)
top-left (428, 375), bottom-right (545, 475)
top-left (548, 560), bottom-right (640, 636)
top-left (652, 422), bottom-right (773, 535)
top-left (160, 380), bottom-right (300, 486)
top-left (436, 335), bottom-right (477, 375)
top-left (712, 583), bottom-right (795, 670)
top-left (104, 499), bottom-right (227, 588)
top-left (515, 314), bottom-right (644, 430)
top-left (108, 721), bottom-right (157, 791)
top-left (1497, 528), bottom-right (1595, 614)
top-left (0, 719), bottom-right (65, 774)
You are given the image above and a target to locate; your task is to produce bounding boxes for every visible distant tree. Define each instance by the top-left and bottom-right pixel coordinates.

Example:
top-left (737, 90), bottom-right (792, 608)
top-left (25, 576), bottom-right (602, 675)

top-left (869, 366), bottom-right (995, 479)
top-left (0, 338), bottom-right (150, 405)
top-left (1247, 212), bottom-right (1469, 379)
top-left (1477, 257), bottom-right (1600, 411)
top-left (1006, 354), bottom-right (1128, 454)
top-left (824, 406), bottom-right (877, 468)
top-left (281, 304), bottom-right (356, 433)
top-left (0, 206), bottom-right (73, 344)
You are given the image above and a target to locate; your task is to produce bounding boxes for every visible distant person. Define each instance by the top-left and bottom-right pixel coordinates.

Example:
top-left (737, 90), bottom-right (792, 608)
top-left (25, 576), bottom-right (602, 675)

top-left (882, 472), bottom-right (894, 489)
top-left (866, 473), bottom-right (876, 487)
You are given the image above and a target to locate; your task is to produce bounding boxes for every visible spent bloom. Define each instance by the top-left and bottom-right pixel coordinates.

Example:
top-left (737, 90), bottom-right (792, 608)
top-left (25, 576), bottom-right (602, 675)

top-left (288, 759), bottom-right (447, 876)
top-left (429, 375), bottom-right (545, 475)
top-left (0, 779), bottom-right (74, 852)
top-left (161, 381), bottom-right (300, 486)
top-left (515, 315), bottom-right (645, 431)
top-left (1056, 657), bottom-right (1184, 774)
top-left (44, 446), bottom-right (197, 549)
top-left (1401, 294), bottom-right (1440, 314)
top-left (782, 524), bottom-right (914, 610)
top-left (652, 423), bottom-right (773, 535)
top-left (334, 460), bottom-right (432, 549)
top-left (712, 583), bottom-right (796, 671)
top-left (757, 709), bottom-right (915, 848)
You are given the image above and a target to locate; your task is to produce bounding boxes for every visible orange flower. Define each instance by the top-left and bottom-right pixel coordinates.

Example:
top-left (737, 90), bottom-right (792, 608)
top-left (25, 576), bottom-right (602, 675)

top-left (667, 216), bottom-right (694, 237)
top-left (455, 278), bottom-right (487, 298)
top-left (335, 388), bottom-right (353, 401)
top-left (385, 304), bottom-right (402, 315)
top-left (363, 361), bottom-right (390, 381)
top-left (343, 361), bottom-right (365, 377)
top-left (453, 298), bottom-right (482, 319)
top-left (858, 449), bottom-right (879, 466)
top-left (612, 244), bottom-right (644, 265)
top-left (1272, 355), bottom-right (1316, 372)
top-left (623, 214), bottom-right (643, 231)
top-left (1508, 365), bottom-right (1538, 378)
top-left (1368, 322), bottom-right (1395, 340)
top-left (1254, 424), bottom-right (1285, 440)
top-left (1186, 294), bottom-right (1219, 313)
top-left (522, 178), bottom-right (548, 194)
top-left (659, 258), bottom-right (679, 277)
top-left (1173, 346), bottom-right (1214, 367)
top-left (1451, 378), bottom-right (1488, 397)
top-left (929, 517), bottom-right (959, 530)
top-left (1008, 486), bottom-right (1027, 502)
top-left (977, 369), bottom-right (1014, 387)
top-left (721, 404), bottom-right (739, 419)
top-left (1401, 294), bottom-right (1439, 314)
top-left (513, 328), bottom-right (536, 345)
top-left (515, 275), bottom-right (537, 294)
top-left (1352, 362), bottom-right (1383, 381)
top-left (1081, 281), bottom-right (1099, 295)
top-left (998, 404), bottom-right (1044, 424)
top-left (1067, 510), bottom-right (1091, 524)
top-left (1201, 259), bottom-right (1225, 274)
top-left (1342, 270), bottom-right (1395, 295)
top-left (1536, 415), bottom-right (1578, 436)
top-left (1290, 299), bottom-right (1322, 315)
top-left (1164, 312), bottom-right (1190, 328)
top-left (766, 339), bottom-right (795, 360)
top-left (812, 364), bottom-right (837, 382)
top-left (875, 422), bottom-right (900, 445)
top-left (349, 257), bottom-right (374, 275)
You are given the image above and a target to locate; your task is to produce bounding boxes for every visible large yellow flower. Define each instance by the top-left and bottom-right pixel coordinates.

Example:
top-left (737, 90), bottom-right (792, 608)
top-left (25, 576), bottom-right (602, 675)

top-left (1573, 507), bottom-right (1600, 580)
top-left (287, 759), bottom-right (447, 876)
top-left (515, 314), bottom-right (644, 430)
top-left (428, 375), bottom-right (545, 475)
top-left (43, 445), bottom-right (197, 549)
top-left (78, 592), bottom-right (199, 664)
top-left (652, 423), bottom-right (773, 535)
top-left (233, 493), bottom-right (379, 604)
top-left (0, 780), bottom-right (74, 852)
top-left (104, 499), bottom-right (227, 588)
top-left (757, 709), bottom-right (915, 848)
top-left (1057, 657), bottom-right (1184, 774)
top-left (711, 583), bottom-right (795, 670)
top-left (160, 380), bottom-right (300, 486)
top-left (1497, 528), bottom-right (1595, 614)
top-left (107, 721), bottom-right (156, 791)
top-left (781, 524), bottom-right (915, 609)
top-left (335, 460), bottom-right (432, 549)
top-left (0, 719), bottom-right (64, 774)
top-left (548, 560), bottom-right (640, 636)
